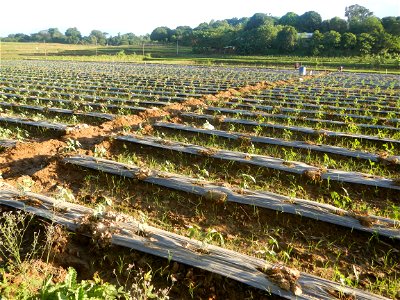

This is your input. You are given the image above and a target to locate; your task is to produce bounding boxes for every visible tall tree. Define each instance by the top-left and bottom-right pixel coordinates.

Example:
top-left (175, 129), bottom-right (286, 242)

top-left (345, 4), bottom-right (373, 23)
top-left (48, 28), bottom-right (65, 43)
top-left (275, 26), bottom-right (298, 52)
top-left (357, 33), bottom-right (375, 55)
top-left (65, 27), bottom-right (82, 44)
top-left (244, 13), bottom-right (275, 31)
top-left (310, 30), bottom-right (324, 55)
top-left (329, 17), bottom-right (348, 33)
top-left (279, 12), bottom-right (299, 27)
top-left (172, 26), bottom-right (193, 46)
top-left (341, 32), bottom-right (357, 50)
top-left (297, 11), bottom-right (322, 32)
top-left (322, 30), bottom-right (341, 55)
top-left (150, 26), bottom-right (172, 42)
top-left (346, 4), bottom-right (375, 33)
top-left (381, 17), bottom-right (400, 35)
top-left (89, 30), bottom-right (107, 45)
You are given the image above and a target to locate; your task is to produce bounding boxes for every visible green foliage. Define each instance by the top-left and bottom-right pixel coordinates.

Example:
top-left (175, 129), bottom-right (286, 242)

top-left (2, 5), bottom-right (399, 58)
top-left (345, 4), bottom-right (373, 24)
top-left (279, 12), bottom-right (299, 27)
top-left (297, 11), bottom-right (322, 32)
top-left (150, 27), bottom-right (173, 43)
top-left (39, 267), bottom-right (129, 299)
top-left (275, 26), bottom-right (298, 53)
top-left (330, 191), bottom-right (352, 209)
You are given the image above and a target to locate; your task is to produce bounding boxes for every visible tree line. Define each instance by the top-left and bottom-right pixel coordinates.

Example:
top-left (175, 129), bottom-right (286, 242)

top-left (3, 28), bottom-right (149, 46)
top-left (3, 4), bottom-right (400, 57)
top-left (150, 5), bottom-right (400, 56)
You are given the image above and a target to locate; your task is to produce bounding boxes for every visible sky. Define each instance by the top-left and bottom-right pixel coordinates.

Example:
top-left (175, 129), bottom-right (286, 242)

top-left (1, 0), bottom-right (399, 37)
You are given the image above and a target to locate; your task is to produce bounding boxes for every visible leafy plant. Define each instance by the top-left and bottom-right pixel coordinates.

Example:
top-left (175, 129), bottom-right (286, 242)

top-left (63, 138), bottom-right (82, 152)
top-left (39, 267), bottom-right (129, 299)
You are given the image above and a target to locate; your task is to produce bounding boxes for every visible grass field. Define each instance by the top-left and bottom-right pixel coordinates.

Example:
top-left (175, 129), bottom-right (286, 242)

top-left (1, 42), bottom-right (399, 73)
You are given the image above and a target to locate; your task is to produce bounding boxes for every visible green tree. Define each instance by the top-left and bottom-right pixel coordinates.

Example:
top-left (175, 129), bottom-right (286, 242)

top-left (255, 22), bottom-right (279, 53)
top-left (3, 33), bottom-right (30, 42)
top-left (346, 5), bottom-right (376, 33)
top-left (310, 30), bottom-right (324, 55)
top-left (192, 21), bottom-right (236, 53)
top-left (341, 32), bottom-right (357, 51)
top-left (363, 16), bottom-right (384, 33)
top-left (328, 17), bottom-right (348, 33)
top-left (65, 27), bottom-right (82, 44)
top-left (297, 11), bottom-right (322, 32)
top-left (320, 20), bottom-right (330, 33)
top-left (150, 26), bottom-right (172, 42)
top-left (357, 33), bottom-right (375, 55)
top-left (48, 28), bottom-right (65, 43)
top-left (89, 30), bottom-right (107, 45)
top-left (345, 4), bottom-right (373, 23)
top-left (32, 30), bottom-right (51, 42)
top-left (382, 17), bottom-right (400, 35)
top-left (279, 12), bottom-right (299, 27)
top-left (275, 26), bottom-right (298, 53)
top-left (172, 26), bottom-right (193, 46)
top-left (372, 31), bottom-right (398, 54)
top-left (244, 13), bottom-right (276, 31)
top-left (323, 30), bottom-right (341, 55)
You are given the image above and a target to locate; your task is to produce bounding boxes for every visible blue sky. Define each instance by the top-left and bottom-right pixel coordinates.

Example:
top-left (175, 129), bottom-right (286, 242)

top-left (1, 0), bottom-right (399, 37)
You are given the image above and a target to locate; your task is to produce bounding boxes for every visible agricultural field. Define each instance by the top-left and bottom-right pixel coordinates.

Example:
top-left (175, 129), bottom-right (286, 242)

top-left (0, 59), bottom-right (399, 299)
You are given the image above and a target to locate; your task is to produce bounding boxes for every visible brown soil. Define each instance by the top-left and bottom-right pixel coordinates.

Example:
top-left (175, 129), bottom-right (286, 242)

top-left (1, 71), bottom-right (398, 299)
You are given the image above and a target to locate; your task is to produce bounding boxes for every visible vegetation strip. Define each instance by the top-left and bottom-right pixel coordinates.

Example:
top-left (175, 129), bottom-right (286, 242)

top-left (0, 100), bottom-right (115, 121)
top-left (0, 116), bottom-right (67, 134)
top-left (154, 121), bottom-right (400, 165)
top-left (0, 186), bottom-right (391, 300)
top-left (0, 91), bottom-right (156, 112)
top-left (63, 155), bottom-right (399, 239)
top-left (205, 107), bottom-right (400, 132)
top-left (115, 134), bottom-right (400, 189)
top-left (231, 95), bottom-right (400, 114)
top-left (225, 99), bottom-right (400, 118)
top-left (252, 90), bottom-right (399, 106)
top-left (181, 112), bottom-right (400, 146)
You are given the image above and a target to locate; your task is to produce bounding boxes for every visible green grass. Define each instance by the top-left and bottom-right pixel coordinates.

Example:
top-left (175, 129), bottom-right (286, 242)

top-left (2, 42), bottom-right (399, 73)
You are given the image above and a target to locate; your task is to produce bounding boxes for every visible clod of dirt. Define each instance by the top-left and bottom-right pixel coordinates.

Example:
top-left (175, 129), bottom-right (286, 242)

top-left (156, 139), bottom-right (174, 146)
top-left (203, 190), bottom-right (228, 205)
top-left (140, 124), bottom-right (154, 135)
top-left (326, 288), bottom-right (356, 299)
top-left (377, 152), bottom-right (399, 166)
top-left (346, 212), bottom-right (378, 228)
top-left (197, 148), bottom-right (217, 157)
top-left (282, 161), bottom-right (295, 168)
top-left (76, 211), bottom-right (129, 249)
top-left (260, 265), bottom-right (302, 296)
top-left (21, 198), bottom-right (43, 208)
top-left (303, 169), bottom-right (323, 181)
top-left (65, 123), bottom-right (90, 134)
top-left (214, 115), bottom-right (227, 123)
top-left (182, 98), bottom-right (206, 109)
top-left (139, 107), bottom-right (169, 121)
top-left (243, 154), bottom-right (252, 160)
top-left (135, 167), bottom-right (152, 180)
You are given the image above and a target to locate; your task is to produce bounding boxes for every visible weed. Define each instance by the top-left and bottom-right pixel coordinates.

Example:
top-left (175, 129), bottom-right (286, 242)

top-left (63, 138), bottom-right (82, 152)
